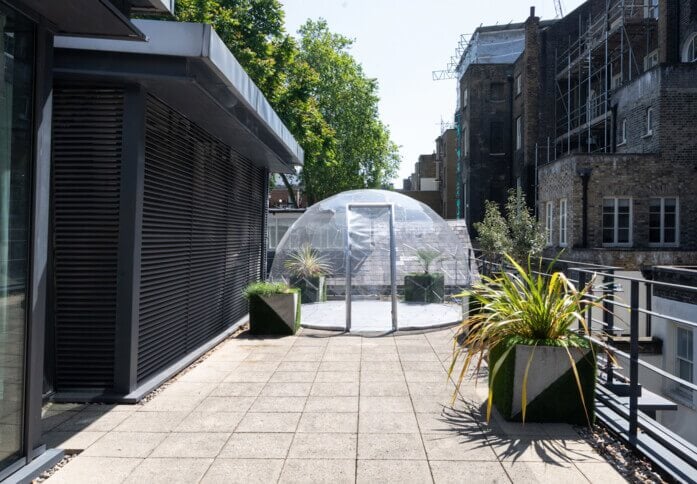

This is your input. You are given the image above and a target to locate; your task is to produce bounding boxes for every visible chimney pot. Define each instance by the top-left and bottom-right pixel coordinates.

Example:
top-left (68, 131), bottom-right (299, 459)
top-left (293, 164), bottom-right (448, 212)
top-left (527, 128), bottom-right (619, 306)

top-left (530, 6), bottom-right (535, 17)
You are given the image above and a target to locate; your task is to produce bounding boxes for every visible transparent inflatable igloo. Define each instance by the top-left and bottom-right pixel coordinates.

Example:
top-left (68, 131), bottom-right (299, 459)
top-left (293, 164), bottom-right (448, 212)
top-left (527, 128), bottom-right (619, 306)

top-left (269, 189), bottom-right (477, 332)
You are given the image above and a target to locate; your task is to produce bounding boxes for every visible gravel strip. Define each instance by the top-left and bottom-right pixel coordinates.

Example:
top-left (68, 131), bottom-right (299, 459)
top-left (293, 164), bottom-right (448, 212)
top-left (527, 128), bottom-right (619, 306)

top-left (32, 452), bottom-right (80, 483)
top-left (578, 424), bottom-right (672, 483)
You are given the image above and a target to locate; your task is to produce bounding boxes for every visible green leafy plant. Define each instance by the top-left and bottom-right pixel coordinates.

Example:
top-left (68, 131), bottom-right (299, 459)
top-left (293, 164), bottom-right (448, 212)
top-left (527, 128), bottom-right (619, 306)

top-left (474, 190), bottom-right (546, 265)
top-left (415, 248), bottom-right (441, 274)
top-left (448, 254), bottom-right (606, 425)
top-left (243, 281), bottom-right (292, 299)
top-left (284, 243), bottom-right (332, 278)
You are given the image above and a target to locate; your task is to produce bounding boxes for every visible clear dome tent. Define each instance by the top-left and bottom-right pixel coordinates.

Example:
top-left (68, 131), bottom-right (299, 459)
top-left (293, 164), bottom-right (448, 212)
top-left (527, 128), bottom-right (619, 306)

top-left (268, 189), bottom-right (478, 332)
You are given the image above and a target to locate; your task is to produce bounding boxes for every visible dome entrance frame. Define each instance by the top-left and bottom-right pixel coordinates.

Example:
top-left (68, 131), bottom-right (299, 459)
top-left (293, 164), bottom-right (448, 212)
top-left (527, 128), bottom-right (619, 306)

top-left (345, 202), bottom-right (398, 332)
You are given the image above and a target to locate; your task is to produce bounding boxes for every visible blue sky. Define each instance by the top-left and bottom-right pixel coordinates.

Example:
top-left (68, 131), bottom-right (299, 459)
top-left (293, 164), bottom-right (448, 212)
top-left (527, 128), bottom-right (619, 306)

top-left (281, 0), bottom-right (585, 185)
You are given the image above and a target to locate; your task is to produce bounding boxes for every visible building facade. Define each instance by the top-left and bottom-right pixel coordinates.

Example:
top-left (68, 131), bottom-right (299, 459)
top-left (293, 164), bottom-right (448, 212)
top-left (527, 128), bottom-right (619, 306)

top-left (0, 10), bottom-right (303, 482)
top-left (0, 2), bottom-right (177, 480)
top-left (453, 0), bottom-right (697, 269)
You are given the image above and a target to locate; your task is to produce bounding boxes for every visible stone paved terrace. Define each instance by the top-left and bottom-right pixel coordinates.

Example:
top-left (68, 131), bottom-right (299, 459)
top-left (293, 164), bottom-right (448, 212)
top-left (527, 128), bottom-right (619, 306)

top-left (41, 328), bottom-right (626, 483)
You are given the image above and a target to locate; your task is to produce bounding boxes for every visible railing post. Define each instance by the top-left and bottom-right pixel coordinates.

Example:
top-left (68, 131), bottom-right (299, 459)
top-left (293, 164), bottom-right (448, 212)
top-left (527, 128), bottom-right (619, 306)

top-left (603, 270), bottom-right (615, 334)
top-left (629, 279), bottom-right (640, 441)
top-left (645, 280), bottom-right (652, 337)
top-left (577, 271), bottom-right (587, 332)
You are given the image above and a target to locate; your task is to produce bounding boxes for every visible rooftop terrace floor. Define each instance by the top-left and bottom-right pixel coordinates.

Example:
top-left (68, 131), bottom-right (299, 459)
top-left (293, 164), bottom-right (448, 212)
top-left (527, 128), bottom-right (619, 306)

top-left (42, 328), bottom-right (625, 483)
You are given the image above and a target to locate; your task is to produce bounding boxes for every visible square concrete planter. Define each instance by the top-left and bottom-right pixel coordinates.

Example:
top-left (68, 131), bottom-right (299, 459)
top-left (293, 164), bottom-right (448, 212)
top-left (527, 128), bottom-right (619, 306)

top-left (291, 276), bottom-right (327, 304)
top-left (404, 273), bottom-right (445, 303)
top-left (248, 290), bottom-right (301, 335)
top-left (489, 343), bottom-right (596, 425)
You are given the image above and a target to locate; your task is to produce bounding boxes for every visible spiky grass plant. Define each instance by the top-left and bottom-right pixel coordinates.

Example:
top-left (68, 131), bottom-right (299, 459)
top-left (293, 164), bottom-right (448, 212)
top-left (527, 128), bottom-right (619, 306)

top-left (284, 243), bottom-right (331, 278)
top-left (416, 248), bottom-right (442, 274)
top-left (448, 254), bottom-right (606, 425)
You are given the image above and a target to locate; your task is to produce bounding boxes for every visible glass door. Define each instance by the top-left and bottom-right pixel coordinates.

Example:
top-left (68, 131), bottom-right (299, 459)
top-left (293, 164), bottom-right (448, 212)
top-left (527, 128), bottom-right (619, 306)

top-left (345, 204), bottom-right (396, 332)
top-left (0, 3), bottom-right (34, 475)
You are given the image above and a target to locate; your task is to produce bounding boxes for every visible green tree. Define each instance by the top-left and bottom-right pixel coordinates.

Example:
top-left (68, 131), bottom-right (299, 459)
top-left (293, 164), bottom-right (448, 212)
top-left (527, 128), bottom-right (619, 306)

top-left (296, 20), bottom-right (399, 202)
top-left (474, 190), bottom-right (546, 265)
top-left (174, 4), bottom-right (399, 204)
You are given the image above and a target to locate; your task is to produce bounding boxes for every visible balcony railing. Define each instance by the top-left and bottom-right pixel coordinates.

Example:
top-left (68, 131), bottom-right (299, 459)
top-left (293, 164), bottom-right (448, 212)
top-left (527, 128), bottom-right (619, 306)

top-left (470, 251), bottom-right (697, 482)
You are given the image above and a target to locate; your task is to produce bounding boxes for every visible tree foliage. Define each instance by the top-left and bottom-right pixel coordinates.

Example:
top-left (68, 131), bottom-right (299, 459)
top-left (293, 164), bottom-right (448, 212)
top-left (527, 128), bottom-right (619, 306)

top-left (174, 1), bottom-right (399, 204)
top-left (474, 190), bottom-right (546, 264)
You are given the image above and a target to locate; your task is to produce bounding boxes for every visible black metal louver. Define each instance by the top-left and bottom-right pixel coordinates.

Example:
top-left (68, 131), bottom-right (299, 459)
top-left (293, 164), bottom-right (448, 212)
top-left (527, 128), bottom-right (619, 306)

top-left (51, 86), bottom-right (124, 390)
top-left (138, 94), bottom-right (265, 383)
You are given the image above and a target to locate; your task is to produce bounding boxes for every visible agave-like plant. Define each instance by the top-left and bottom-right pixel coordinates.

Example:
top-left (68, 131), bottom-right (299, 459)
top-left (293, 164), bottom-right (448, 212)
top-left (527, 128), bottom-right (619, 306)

top-left (448, 254), bottom-right (608, 425)
top-left (416, 248), bottom-right (442, 274)
top-left (284, 243), bottom-right (332, 279)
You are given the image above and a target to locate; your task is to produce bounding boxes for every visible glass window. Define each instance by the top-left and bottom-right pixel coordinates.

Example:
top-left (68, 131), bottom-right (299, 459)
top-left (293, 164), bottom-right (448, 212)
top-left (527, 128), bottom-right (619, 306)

top-left (646, 107), bottom-right (653, 135)
top-left (620, 118), bottom-right (627, 144)
top-left (649, 197), bottom-right (678, 246)
top-left (602, 198), bottom-right (632, 246)
top-left (515, 75), bottom-right (522, 95)
top-left (515, 117), bottom-right (522, 150)
top-left (684, 34), bottom-right (697, 63)
top-left (559, 199), bottom-right (567, 246)
top-left (0, 3), bottom-right (35, 473)
top-left (676, 327), bottom-right (694, 401)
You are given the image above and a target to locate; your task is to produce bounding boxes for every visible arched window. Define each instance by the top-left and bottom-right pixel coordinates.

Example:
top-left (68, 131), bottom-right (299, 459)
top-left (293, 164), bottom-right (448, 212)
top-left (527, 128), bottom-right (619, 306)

top-left (683, 33), bottom-right (697, 63)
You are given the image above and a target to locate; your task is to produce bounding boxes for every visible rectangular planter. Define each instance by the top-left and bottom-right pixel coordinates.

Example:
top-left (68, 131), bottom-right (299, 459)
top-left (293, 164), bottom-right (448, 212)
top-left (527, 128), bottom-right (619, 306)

top-left (249, 290), bottom-right (301, 335)
top-left (291, 276), bottom-right (326, 304)
top-left (489, 343), bottom-right (596, 425)
top-left (404, 273), bottom-right (445, 303)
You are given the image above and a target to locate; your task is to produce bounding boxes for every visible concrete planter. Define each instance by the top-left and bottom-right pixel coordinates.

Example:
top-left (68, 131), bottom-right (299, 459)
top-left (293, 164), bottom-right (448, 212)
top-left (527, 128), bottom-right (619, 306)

top-left (291, 276), bottom-right (326, 304)
top-left (249, 291), bottom-right (301, 335)
top-left (489, 343), bottom-right (596, 425)
top-left (404, 273), bottom-right (445, 303)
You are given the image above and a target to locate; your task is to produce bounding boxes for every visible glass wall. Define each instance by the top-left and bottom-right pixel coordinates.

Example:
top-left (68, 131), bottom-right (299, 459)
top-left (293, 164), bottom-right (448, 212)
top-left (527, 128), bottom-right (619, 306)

top-left (0, 1), bottom-right (34, 474)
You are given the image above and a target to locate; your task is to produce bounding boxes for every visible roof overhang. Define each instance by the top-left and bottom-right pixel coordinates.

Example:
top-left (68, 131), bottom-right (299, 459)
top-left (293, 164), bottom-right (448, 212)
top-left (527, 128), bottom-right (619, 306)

top-left (20, 0), bottom-right (147, 39)
top-left (54, 20), bottom-right (304, 173)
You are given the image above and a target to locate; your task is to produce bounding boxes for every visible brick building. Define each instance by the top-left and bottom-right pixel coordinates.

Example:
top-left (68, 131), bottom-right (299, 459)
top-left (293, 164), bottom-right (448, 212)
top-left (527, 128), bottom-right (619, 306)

top-left (452, 0), bottom-right (697, 268)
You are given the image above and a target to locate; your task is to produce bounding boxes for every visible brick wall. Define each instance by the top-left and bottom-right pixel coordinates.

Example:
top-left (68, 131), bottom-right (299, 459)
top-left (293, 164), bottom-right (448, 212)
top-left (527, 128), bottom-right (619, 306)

top-left (459, 64), bottom-right (514, 231)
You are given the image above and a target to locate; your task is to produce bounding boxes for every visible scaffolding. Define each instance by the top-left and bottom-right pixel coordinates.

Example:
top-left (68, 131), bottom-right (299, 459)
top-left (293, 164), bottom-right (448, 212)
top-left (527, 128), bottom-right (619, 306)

top-left (554, 0), bottom-right (658, 156)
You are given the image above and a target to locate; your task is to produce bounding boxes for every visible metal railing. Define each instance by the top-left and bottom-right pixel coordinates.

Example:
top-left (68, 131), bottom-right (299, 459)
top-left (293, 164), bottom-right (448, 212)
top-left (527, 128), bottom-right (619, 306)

top-left (471, 251), bottom-right (697, 482)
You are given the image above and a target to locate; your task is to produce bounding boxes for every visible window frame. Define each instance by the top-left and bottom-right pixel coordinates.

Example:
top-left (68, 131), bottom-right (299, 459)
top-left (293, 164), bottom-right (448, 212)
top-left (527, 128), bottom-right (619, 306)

top-left (649, 197), bottom-right (679, 247)
top-left (515, 116), bottom-right (522, 151)
top-left (559, 198), bottom-right (568, 247)
top-left (674, 326), bottom-right (694, 405)
top-left (645, 107), bottom-right (654, 136)
top-left (602, 197), bottom-right (633, 247)
top-left (683, 33), bottom-right (697, 63)
top-left (545, 201), bottom-right (553, 247)
top-left (619, 117), bottom-right (627, 145)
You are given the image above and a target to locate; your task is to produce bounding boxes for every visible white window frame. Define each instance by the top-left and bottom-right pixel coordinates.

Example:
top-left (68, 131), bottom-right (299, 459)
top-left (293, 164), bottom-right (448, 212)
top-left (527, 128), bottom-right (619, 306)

top-left (559, 199), bottom-right (568, 247)
top-left (619, 118), bottom-right (627, 145)
top-left (645, 107), bottom-right (654, 136)
top-left (644, 0), bottom-right (658, 19)
top-left (463, 126), bottom-right (469, 156)
top-left (515, 74), bottom-right (522, 95)
top-left (683, 33), bottom-right (697, 63)
top-left (611, 72), bottom-right (622, 89)
top-left (515, 117), bottom-right (522, 150)
top-left (643, 49), bottom-right (659, 70)
top-left (674, 326), bottom-right (694, 405)
top-left (649, 197), bottom-right (679, 247)
top-left (602, 197), bottom-right (633, 247)
top-left (545, 201), bottom-right (553, 246)
top-left (463, 88), bottom-right (468, 108)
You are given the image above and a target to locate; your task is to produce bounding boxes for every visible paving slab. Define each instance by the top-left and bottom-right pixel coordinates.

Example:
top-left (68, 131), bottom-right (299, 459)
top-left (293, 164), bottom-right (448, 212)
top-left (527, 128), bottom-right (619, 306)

top-left (43, 328), bottom-right (625, 484)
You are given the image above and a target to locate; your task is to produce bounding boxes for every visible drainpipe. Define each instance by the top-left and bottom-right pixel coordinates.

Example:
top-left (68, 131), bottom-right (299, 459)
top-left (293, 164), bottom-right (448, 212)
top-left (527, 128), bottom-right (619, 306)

top-left (577, 168), bottom-right (592, 248)
top-left (507, 74), bottom-right (515, 189)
